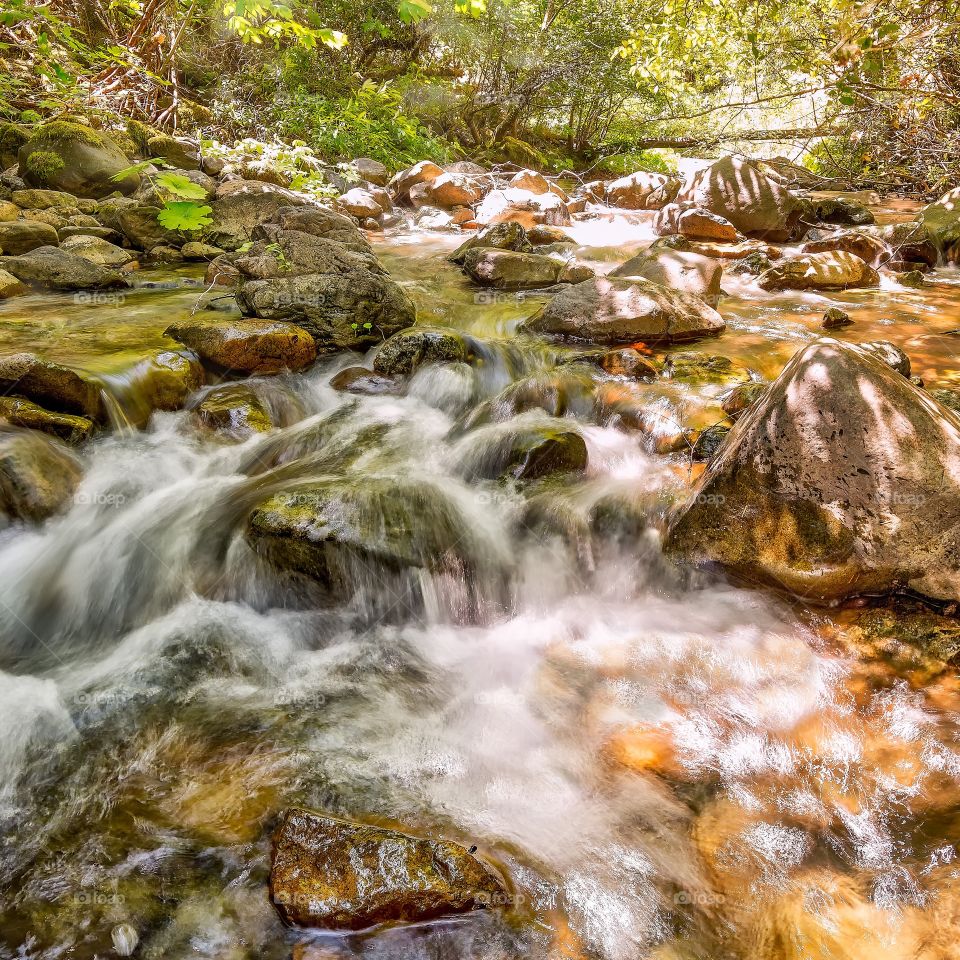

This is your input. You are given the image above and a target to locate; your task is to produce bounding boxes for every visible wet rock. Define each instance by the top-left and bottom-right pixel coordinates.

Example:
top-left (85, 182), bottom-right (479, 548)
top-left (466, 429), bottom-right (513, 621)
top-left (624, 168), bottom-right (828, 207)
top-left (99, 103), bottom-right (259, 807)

top-left (667, 339), bottom-right (960, 604)
top-left (728, 251), bottom-right (773, 276)
top-left (606, 171), bottom-right (677, 210)
top-left (329, 366), bottom-right (399, 395)
top-left (822, 307), bottom-right (852, 329)
top-left (0, 268), bottom-right (26, 299)
top-left (463, 368), bottom-right (597, 427)
top-left (0, 353), bottom-right (103, 419)
top-left (252, 205), bottom-right (371, 255)
top-left (611, 249), bottom-right (722, 302)
top-left (842, 608), bottom-right (960, 669)
top-left (352, 158), bottom-right (389, 186)
top-left (18, 121), bottom-right (138, 198)
top-left (720, 381), bottom-right (767, 419)
top-left (678, 207), bottom-right (738, 242)
top-left (389, 160), bottom-right (445, 203)
top-left (449, 222), bottom-right (532, 264)
top-left (180, 241), bottom-right (225, 261)
top-left (673, 156), bottom-right (803, 240)
top-left (0, 220), bottom-right (59, 255)
top-left (663, 352), bottom-right (747, 383)
top-left (866, 220), bottom-right (938, 267)
top-left (809, 196), bottom-right (875, 226)
top-left (373, 328), bottom-right (469, 375)
top-left (269, 808), bottom-right (504, 930)
top-left (686, 238), bottom-right (781, 261)
top-left (206, 181), bottom-right (308, 250)
top-left (164, 319), bottom-right (316, 374)
top-left (757, 251), bottom-right (879, 291)
top-left (58, 234), bottom-right (136, 267)
top-left (0, 428), bottom-right (83, 521)
top-left (524, 277), bottom-right (725, 345)
top-left (195, 384), bottom-right (273, 440)
top-left (121, 350), bottom-right (205, 424)
top-left (599, 348), bottom-right (659, 379)
top-left (459, 421), bottom-right (588, 480)
top-left (425, 173), bottom-right (484, 208)
top-left (802, 230), bottom-right (889, 267)
top-left (339, 188), bottom-right (383, 220)
top-left (0, 246), bottom-right (127, 291)
top-left (0, 397), bottom-right (94, 443)
top-left (860, 339), bottom-right (910, 377)
top-left (691, 424), bottom-right (730, 461)
top-left (509, 169), bottom-right (549, 194)
top-left (475, 188), bottom-right (571, 228)
top-left (461, 249), bottom-right (592, 289)
top-left (896, 269), bottom-right (925, 288)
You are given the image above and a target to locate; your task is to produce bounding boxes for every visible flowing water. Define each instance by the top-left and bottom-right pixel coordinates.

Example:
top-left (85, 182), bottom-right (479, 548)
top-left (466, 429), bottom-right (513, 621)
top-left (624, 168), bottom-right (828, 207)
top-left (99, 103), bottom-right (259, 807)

top-left (2, 199), bottom-right (960, 960)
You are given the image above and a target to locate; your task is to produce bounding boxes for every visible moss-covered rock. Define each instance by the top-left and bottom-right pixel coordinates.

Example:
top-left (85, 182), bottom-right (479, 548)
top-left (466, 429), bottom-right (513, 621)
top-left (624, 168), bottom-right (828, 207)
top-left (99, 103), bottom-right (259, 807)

top-left (0, 428), bottom-right (83, 521)
top-left (0, 397), bottom-right (94, 443)
top-left (373, 327), bottom-right (469, 375)
top-left (146, 133), bottom-right (200, 170)
top-left (195, 384), bottom-right (273, 440)
top-left (0, 121), bottom-right (30, 168)
top-left (18, 121), bottom-right (139, 198)
top-left (0, 353), bottom-right (104, 420)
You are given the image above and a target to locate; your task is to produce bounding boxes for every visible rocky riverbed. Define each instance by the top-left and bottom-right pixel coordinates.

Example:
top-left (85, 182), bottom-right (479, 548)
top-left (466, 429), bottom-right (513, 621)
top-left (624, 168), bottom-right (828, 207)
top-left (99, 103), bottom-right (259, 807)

top-left (2, 121), bottom-right (960, 960)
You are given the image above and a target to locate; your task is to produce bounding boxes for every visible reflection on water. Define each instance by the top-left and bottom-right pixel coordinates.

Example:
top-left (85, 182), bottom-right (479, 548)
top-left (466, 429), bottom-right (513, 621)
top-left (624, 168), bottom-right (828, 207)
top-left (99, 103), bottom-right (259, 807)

top-left (1, 197), bottom-right (960, 960)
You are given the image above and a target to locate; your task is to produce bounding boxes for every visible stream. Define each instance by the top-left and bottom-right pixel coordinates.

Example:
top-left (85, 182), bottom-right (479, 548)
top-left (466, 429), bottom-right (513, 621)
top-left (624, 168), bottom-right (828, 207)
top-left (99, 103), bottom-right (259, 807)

top-left (1, 197), bottom-right (959, 960)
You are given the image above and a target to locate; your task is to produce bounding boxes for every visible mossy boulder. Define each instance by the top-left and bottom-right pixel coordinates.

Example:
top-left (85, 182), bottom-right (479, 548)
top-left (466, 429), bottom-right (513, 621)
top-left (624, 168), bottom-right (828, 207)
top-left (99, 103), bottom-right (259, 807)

top-left (0, 246), bottom-right (127, 291)
top-left (373, 328), bottom-right (469, 375)
top-left (117, 350), bottom-right (205, 427)
top-left (18, 121), bottom-right (139, 198)
top-left (0, 397), bottom-right (94, 443)
top-left (0, 122), bottom-right (30, 168)
top-left (0, 353), bottom-right (104, 420)
top-left (145, 133), bottom-right (200, 170)
top-left (0, 428), bottom-right (83, 522)
top-left (270, 808), bottom-right (504, 930)
top-left (195, 384), bottom-right (273, 440)
top-left (456, 418), bottom-right (589, 481)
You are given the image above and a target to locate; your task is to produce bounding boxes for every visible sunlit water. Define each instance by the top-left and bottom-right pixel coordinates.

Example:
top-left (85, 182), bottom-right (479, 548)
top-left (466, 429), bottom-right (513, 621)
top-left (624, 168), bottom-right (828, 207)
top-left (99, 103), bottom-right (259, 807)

top-left (1, 197), bottom-right (959, 960)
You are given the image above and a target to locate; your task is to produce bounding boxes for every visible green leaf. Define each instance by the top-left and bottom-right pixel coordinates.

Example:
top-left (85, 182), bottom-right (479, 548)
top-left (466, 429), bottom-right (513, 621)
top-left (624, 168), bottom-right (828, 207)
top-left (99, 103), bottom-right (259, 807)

top-left (157, 201), bottom-right (214, 232)
top-left (397, 0), bottom-right (432, 24)
top-left (155, 171), bottom-right (209, 199)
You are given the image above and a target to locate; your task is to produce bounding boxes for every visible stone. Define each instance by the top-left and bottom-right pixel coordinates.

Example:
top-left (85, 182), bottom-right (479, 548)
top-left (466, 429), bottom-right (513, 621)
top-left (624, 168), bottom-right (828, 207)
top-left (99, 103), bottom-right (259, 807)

top-left (164, 319), bottom-right (317, 374)
top-left (0, 268), bottom-right (27, 299)
top-left (0, 246), bottom-right (126, 291)
top-left (860, 339), bottom-right (911, 377)
top-left (180, 241), bottom-right (225, 261)
top-left (120, 351), bottom-right (205, 425)
top-left (340, 188), bottom-right (383, 220)
top-left (461, 249), bottom-right (592, 289)
top-left (822, 307), bottom-right (852, 329)
top-left (691, 424), bottom-right (730, 461)
top-left (678, 207), bottom-right (738, 242)
top-left (896, 269), bottom-right (925, 288)
top-left (0, 397), bottom-right (94, 443)
top-left (720, 381), bottom-right (767, 419)
top-left (328, 366), bottom-right (399, 395)
top-left (611, 249), bottom-right (722, 302)
top-left (148, 245), bottom-right (183, 263)
top-left (0, 352), bottom-right (103, 419)
top-left (474, 188), bottom-right (571, 228)
top-left (508, 169), bottom-right (549, 194)
top-left (599, 348), bottom-right (659, 379)
top-left (389, 160), bottom-right (444, 203)
top-left (352, 158), bottom-right (389, 186)
top-left (605, 171), bottom-right (673, 210)
top-left (0, 428), bottom-right (83, 522)
top-left (0, 220), bottom-right (59, 255)
top-left (373, 328), bottom-right (469, 375)
top-left (673, 155), bottom-right (803, 240)
top-left (115, 204), bottom-right (181, 251)
top-left (667, 339), bottom-right (960, 604)
top-left (195, 384), bottom-right (273, 440)
top-left (918, 186), bottom-right (960, 261)
top-left (58, 234), bottom-right (135, 267)
top-left (252, 205), bottom-right (371, 254)
top-left (0, 200), bottom-right (18, 222)
top-left (459, 422), bottom-right (589, 480)
top-left (18, 121), bottom-right (138, 198)
top-left (449, 222), bottom-right (532, 264)
top-left (802, 231), bottom-right (890, 267)
top-left (809, 196), bottom-right (875, 227)
top-left (664, 352), bottom-right (747, 383)
top-left (269, 808), bottom-right (504, 930)
top-left (757, 251), bottom-right (879, 291)
top-left (206, 181), bottom-right (309, 251)
top-left (425, 173), bottom-right (484, 208)
top-left (524, 277), bottom-right (725, 345)
top-left (146, 134), bottom-right (200, 170)
top-left (528, 225), bottom-right (573, 245)
top-left (9, 188), bottom-right (76, 209)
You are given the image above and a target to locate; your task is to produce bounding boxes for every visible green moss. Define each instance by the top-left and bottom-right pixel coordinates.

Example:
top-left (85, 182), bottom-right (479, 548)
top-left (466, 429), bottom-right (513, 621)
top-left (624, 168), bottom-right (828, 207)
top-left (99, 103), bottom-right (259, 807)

top-left (24, 150), bottom-right (66, 179)
top-left (126, 118), bottom-right (158, 155)
top-left (19, 110), bottom-right (41, 124)
top-left (29, 120), bottom-right (108, 151)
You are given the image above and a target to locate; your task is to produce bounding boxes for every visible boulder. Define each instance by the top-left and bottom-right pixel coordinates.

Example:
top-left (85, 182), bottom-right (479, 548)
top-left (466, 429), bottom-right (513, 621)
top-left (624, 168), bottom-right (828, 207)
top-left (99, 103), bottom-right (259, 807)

top-left (475, 188), bottom-right (571, 228)
top-left (206, 181), bottom-right (308, 250)
top-left (865, 221), bottom-right (937, 267)
top-left (270, 808), bottom-right (503, 930)
top-left (0, 220), bottom-right (59, 255)
top-left (449, 222), bottom-right (532, 264)
top-left (720, 381), bottom-right (767, 419)
top-left (667, 339), bottom-right (960, 604)
top-left (195, 384), bottom-right (272, 440)
top-left (373, 328), bottom-right (469, 375)
top-left (822, 306), bottom-right (853, 329)
top-left (611, 249), bottom-right (722, 302)
top-left (0, 269), bottom-right (27, 299)
top-left (252, 205), bottom-right (371, 255)
top-left (164, 319), bottom-right (316, 374)
top-left (677, 208), bottom-right (738, 242)
top-left (180, 241), bottom-right (225, 261)
top-left (115, 204), bottom-right (181, 251)
top-left (605, 171), bottom-right (674, 210)
top-left (0, 397), bottom-right (94, 443)
top-left (918, 186), bottom-right (960, 262)
top-left (146, 133), bottom-right (200, 170)
top-left (0, 428), bottom-right (83, 522)
top-left (58, 234), bottom-right (136, 267)
top-left (389, 160), bottom-right (444, 203)
top-left (461, 249), bottom-right (592, 290)
top-left (457, 421), bottom-right (589, 481)
top-left (860, 339), bottom-right (911, 377)
top-left (329, 366), bottom-right (399, 395)
top-left (509, 169), bottom-right (550, 195)
top-left (9, 188), bottom-right (77, 210)
top-left (0, 201), bottom-right (19, 222)
top-left (673, 156), bottom-right (803, 240)
top-left (0, 353), bottom-right (103, 419)
top-left (352, 158), bottom-right (389, 186)
top-left (18, 121), bottom-right (138, 198)
top-left (117, 351), bottom-right (205, 426)
top-left (0, 122), bottom-right (29, 169)
top-left (339, 188), bottom-right (383, 220)
top-left (527, 225), bottom-right (573, 246)
top-left (598, 348), bottom-right (659, 379)
top-left (756, 251), bottom-right (879, 291)
top-left (809, 196), bottom-right (875, 227)
top-left (425, 173), bottom-right (484, 208)
top-left (802, 231), bottom-right (890, 267)
top-left (0, 246), bottom-right (127, 291)
top-left (524, 277), bottom-right (725, 345)
top-left (663, 352), bottom-right (748, 384)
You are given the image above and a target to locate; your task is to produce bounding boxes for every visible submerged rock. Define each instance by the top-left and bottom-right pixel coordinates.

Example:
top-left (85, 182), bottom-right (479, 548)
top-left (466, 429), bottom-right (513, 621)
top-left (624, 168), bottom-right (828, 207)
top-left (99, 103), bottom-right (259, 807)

top-left (164, 319), bottom-right (316, 374)
top-left (0, 353), bottom-right (103, 420)
top-left (524, 277), bottom-right (725, 345)
top-left (667, 339), bottom-right (960, 604)
top-left (329, 366), bottom-right (399, 395)
top-left (461, 249), bottom-right (592, 289)
top-left (373, 328), bottom-right (469, 375)
top-left (720, 381), bottom-right (767, 420)
top-left (0, 428), bottom-right (83, 522)
top-left (270, 808), bottom-right (504, 929)
top-left (0, 246), bottom-right (127, 291)
top-left (456, 420), bottom-right (588, 480)
top-left (195, 384), bottom-right (273, 440)
top-left (757, 251), bottom-right (879, 291)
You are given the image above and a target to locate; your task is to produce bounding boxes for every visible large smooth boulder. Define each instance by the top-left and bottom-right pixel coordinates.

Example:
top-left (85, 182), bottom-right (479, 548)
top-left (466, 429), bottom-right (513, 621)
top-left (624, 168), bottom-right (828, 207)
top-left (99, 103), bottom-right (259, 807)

top-left (449, 222), bottom-right (532, 264)
top-left (0, 247), bottom-right (126, 291)
top-left (0, 428), bottom-right (83, 521)
top-left (611, 249), bottom-right (722, 302)
top-left (673, 156), bottom-right (803, 240)
top-left (475, 188), bottom-right (570, 228)
top-left (59, 234), bottom-right (136, 267)
top-left (918, 186), bottom-right (960, 261)
top-left (270, 808), bottom-right (503, 930)
top-left (0, 220), bottom-right (59, 255)
top-left (206, 181), bottom-right (308, 250)
top-left (606, 171), bottom-right (676, 210)
top-left (461, 249), bottom-right (592, 289)
top-left (164, 318), bottom-right (316, 374)
top-left (0, 353), bottom-right (103, 419)
top-left (425, 173), bottom-right (484, 208)
top-left (801, 231), bottom-right (890, 267)
top-left (18, 121), bottom-right (138, 198)
top-left (389, 161), bottom-right (444, 203)
top-left (524, 277), bottom-right (725, 345)
top-left (233, 229), bottom-right (415, 353)
top-left (667, 339), bottom-right (960, 604)
top-left (757, 251), bottom-right (879, 291)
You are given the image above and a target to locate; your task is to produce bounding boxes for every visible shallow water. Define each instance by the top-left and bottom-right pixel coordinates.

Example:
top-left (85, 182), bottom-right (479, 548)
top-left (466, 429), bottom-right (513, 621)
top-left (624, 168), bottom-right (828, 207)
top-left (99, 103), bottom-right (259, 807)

top-left (1, 200), bottom-right (960, 960)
